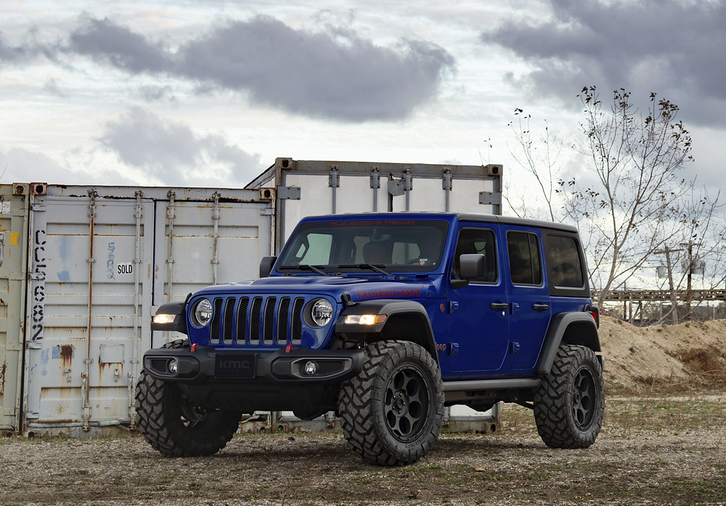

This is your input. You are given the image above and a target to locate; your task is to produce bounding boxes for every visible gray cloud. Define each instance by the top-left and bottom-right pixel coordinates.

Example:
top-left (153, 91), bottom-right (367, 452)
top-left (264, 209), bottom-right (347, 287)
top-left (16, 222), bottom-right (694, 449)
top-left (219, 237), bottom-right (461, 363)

top-left (481, 0), bottom-right (726, 126)
top-left (68, 15), bottom-right (169, 73)
top-left (135, 85), bottom-right (177, 103)
top-left (98, 107), bottom-right (262, 186)
top-left (64, 15), bottom-right (454, 121)
top-left (176, 16), bottom-right (455, 120)
top-left (0, 31), bottom-right (33, 63)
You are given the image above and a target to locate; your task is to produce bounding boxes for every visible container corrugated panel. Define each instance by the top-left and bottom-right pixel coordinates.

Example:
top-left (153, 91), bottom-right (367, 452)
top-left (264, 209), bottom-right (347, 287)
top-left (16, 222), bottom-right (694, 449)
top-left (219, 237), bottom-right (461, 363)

top-left (0, 183), bottom-right (31, 433)
top-left (245, 158), bottom-right (503, 253)
top-left (21, 185), bottom-right (272, 436)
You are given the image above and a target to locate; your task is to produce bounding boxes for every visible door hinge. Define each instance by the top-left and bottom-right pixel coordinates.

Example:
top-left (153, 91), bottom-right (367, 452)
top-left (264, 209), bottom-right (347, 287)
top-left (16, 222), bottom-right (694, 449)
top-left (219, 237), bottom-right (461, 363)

top-left (277, 186), bottom-right (301, 200)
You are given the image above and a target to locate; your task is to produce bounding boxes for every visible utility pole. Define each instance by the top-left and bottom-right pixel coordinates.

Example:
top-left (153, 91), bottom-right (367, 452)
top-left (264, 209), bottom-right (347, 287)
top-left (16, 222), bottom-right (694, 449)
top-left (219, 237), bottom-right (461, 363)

top-left (680, 241), bottom-right (704, 321)
top-left (654, 246), bottom-right (682, 324)
top-left (686, 242), bottom-right (693, 320)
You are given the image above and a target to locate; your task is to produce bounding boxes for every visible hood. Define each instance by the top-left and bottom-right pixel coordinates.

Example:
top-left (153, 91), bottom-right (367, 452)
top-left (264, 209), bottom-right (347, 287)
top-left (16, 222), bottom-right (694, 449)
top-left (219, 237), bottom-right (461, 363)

top-left (194, 274), bottom-right (442, 302)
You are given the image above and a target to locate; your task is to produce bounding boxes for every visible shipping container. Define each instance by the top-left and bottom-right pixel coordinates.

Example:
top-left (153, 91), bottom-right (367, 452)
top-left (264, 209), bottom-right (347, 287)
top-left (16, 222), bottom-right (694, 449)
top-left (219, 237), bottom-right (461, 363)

top-left (0, 158), bottom-right (503, 436)
top-left (18, 185), bottom-right (272, 436)
top-left (0, 184), bottom-right (31, 434)
top-left (246, 158), bottom-right (503, 253)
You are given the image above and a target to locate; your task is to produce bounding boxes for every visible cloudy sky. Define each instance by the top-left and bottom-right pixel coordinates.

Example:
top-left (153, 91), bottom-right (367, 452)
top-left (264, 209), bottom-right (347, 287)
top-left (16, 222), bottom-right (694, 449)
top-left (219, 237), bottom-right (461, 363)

top-left (1, 0), bottom-right (724, 201)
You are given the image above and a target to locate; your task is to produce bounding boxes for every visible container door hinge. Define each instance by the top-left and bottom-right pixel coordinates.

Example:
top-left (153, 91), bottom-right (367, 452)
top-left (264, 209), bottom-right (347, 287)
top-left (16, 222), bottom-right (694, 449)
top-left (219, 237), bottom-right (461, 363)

top-left (277, 186), bottom-right (301, 200)
top-left (260, 208), bottom-right (274, 216)
top-left (479, 192), bottom-right (503, 206)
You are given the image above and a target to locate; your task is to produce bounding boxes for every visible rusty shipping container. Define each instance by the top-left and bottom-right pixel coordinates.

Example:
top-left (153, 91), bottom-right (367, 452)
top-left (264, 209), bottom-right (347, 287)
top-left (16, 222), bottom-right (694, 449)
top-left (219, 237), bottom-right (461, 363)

top-left (6, 185), bottom-right (273, 436)
top-left (0, 158), bottom-right (502, 436)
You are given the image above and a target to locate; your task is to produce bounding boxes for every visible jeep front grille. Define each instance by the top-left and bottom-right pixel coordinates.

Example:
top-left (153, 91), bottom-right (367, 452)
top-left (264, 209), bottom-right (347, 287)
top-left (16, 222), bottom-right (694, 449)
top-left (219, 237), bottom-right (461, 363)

top-left (208, 296), bottom-right (305, 346)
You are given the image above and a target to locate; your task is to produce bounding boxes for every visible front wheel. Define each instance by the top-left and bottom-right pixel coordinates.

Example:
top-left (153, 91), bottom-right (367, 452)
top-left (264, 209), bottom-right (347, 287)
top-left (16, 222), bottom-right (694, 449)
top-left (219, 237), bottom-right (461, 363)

top-left (135, 341), bottom-right (242, 457)
top-left (339, 341), bottom-right (444, 466)
top-left (534, 344), bottom-right (605, 448)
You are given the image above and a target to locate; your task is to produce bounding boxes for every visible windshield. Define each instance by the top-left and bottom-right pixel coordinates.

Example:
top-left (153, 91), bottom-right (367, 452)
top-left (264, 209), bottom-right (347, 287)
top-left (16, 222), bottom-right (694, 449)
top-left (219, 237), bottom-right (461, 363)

top-left (278, 219), bottom-right (449, 273)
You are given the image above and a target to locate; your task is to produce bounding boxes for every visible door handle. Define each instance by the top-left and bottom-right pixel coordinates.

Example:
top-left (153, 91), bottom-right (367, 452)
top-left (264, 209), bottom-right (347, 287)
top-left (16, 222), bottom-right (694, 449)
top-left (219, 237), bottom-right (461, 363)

top-left (533, 303), bottom-right (550, 311)
top-left (490, 302), bottom-right (509, 310)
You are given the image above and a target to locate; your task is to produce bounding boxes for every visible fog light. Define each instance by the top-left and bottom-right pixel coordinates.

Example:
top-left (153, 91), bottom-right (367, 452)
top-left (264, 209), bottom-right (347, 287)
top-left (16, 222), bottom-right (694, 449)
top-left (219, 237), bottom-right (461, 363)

top-left (304, 361), bottom-right (318, 375)
top-left (168, 358), bottom-right (179, 375)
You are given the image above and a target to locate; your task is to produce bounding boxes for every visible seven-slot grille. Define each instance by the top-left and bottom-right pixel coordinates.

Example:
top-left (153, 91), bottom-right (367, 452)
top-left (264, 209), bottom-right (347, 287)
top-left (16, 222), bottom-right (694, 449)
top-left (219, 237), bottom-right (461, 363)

top-left (208, 296), bottom-right (306, 346)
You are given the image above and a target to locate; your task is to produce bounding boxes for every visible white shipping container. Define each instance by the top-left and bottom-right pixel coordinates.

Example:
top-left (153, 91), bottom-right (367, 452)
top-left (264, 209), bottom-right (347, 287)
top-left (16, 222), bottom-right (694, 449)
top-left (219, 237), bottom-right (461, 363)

top-left (246, 158), bottom-right (502, 252)
top-left (0, 158), bottom-right (503, 436)
top-left (16, 185), bottom-right (272, 436)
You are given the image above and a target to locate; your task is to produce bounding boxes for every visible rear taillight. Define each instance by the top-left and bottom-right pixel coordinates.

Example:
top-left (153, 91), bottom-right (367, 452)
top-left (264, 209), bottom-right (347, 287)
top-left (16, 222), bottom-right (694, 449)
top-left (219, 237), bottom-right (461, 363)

top-left (590, 306), bottom-right (599, 328)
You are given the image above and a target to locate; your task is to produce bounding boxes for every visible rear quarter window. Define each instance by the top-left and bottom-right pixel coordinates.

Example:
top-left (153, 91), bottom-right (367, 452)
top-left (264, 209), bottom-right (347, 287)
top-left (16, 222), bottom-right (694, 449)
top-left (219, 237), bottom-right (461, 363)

top-left (543, 232), bottom-right (589, 297)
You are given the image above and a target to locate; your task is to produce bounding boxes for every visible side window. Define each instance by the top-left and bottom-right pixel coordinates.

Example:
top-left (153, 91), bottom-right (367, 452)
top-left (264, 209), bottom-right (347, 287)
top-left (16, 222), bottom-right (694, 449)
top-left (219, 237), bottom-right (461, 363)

top-left (452, 228), bottom-right (498, 283)
top-left (507, 231), bottom-right (542, 286)
top-left (547, 235), bottom-right (584, 288)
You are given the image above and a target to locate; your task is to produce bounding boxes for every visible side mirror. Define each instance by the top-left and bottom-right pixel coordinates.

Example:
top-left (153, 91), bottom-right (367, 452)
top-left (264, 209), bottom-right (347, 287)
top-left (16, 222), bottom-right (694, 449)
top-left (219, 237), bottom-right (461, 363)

top-left (460, 253), bottom-right (486, 280)
top-left (259, 256), bottom-right (277, 278)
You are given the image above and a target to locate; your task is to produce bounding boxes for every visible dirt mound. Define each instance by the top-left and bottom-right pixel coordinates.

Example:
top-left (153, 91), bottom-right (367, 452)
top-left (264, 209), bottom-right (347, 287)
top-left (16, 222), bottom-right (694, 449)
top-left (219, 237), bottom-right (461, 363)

top-left (599, 316), bottom-right (726, 392)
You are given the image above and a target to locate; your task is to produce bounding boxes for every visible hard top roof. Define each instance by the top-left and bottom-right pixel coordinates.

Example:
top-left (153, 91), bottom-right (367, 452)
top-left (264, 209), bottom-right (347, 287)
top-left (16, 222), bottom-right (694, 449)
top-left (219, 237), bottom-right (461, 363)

top-left (299, 212), bottom-right (579, 234)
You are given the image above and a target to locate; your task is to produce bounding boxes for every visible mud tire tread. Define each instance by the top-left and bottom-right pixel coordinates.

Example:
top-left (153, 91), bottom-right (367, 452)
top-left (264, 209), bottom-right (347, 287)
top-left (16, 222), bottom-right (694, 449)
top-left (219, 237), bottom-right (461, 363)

top-left (534, 344), bottom-right (605, 449)
top-left (135, 339), bottom-right (241, 457)
top-left (338, 340), bottom-right (444, 466)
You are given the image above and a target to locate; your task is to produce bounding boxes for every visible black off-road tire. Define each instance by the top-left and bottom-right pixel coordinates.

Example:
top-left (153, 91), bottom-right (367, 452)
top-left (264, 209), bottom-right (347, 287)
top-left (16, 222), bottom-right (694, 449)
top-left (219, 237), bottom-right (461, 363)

top-left (135, 340), bottom-right (242, 457)
top-left (534, 344), bottom-right (605, 449)
top-left (338, 340), bottom-right (444, 466)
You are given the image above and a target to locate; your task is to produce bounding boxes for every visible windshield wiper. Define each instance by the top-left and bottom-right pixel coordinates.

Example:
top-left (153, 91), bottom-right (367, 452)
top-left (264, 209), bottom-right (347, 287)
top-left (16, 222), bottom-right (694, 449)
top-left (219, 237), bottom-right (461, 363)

top-left (337, 264), bottom-right (391, 276)
top-left (290, 265), bottom-right (328, 276)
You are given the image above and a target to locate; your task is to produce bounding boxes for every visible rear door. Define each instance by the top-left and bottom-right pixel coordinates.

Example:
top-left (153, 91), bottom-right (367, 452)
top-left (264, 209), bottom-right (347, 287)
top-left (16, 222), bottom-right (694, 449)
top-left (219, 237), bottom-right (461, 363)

top-left (504, 226), bottom-right (551, 370)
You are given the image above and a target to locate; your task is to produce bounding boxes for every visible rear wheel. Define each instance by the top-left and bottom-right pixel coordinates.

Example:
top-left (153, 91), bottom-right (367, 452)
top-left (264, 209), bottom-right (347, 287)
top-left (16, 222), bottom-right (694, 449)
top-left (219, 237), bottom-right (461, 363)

top-left (135, 340), bottom-right (242, 457)
top-left (534, 344), bottom-right (604, 448)
top-left (339, 341), bottom-right (444, 466)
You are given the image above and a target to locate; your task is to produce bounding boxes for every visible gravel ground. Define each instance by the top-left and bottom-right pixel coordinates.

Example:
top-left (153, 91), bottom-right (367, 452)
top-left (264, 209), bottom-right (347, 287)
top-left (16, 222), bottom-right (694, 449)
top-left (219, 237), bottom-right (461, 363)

top-left (1, 395), bottom-right (725, 506)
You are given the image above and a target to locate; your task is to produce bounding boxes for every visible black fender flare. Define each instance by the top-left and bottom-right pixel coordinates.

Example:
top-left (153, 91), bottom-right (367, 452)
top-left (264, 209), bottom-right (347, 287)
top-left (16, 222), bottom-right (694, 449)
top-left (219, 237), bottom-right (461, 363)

top-left (334, 299), bottom-right (439, 365)
top-left (536, 312), bottom-right (601, 376)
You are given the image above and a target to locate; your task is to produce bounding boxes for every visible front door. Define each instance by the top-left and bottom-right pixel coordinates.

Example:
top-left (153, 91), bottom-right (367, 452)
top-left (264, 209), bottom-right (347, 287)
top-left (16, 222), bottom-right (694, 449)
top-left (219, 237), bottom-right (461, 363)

top-left (447, 225), bottom-right (510, 371)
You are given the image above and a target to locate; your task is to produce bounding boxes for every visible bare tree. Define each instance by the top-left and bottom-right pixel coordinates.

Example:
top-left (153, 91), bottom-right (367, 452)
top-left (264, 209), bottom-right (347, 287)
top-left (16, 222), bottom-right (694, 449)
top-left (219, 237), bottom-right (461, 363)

top-left (566, 86), bottom-right (695, 309)
top-left (504, 109), bottom-right (564, 221)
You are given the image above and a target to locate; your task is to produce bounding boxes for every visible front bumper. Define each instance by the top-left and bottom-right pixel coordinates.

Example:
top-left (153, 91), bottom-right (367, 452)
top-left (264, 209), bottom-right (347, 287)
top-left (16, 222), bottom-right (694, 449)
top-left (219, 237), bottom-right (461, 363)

top-left (143, 345), bottom-right (365, 385)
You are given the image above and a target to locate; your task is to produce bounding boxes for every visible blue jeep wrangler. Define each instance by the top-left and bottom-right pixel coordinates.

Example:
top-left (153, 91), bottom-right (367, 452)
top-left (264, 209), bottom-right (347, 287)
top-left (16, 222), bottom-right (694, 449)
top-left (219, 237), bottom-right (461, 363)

top-left (136, 213), bottom-right (603, 465)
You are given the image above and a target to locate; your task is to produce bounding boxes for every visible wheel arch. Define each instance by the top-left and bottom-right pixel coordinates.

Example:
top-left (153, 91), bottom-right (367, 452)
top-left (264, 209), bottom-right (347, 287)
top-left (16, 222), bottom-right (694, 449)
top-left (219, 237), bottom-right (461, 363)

top-left (335, 299), bottom-right (439, 365)
top-left (536, 312), bottom-right (600, 376)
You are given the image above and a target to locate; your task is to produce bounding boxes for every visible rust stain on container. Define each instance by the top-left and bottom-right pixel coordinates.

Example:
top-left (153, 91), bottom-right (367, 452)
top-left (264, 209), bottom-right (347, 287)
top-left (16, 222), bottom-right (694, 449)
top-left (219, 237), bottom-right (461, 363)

top-left (58, 345), bottom-right (74, 368)
top-left (0, 361), bottom-right (6, 395)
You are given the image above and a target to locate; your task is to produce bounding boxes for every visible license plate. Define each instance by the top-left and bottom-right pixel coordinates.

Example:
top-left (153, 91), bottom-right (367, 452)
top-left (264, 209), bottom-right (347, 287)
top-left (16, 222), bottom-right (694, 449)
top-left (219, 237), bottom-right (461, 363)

top-left (215, 354), bottom-right (256, 379)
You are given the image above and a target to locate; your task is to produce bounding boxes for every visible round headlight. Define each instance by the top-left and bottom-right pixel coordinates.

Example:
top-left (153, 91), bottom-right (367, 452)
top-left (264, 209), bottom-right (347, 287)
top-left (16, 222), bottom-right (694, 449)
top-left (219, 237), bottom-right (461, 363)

top-left (310, 298), bottom-right (333, 327)
top-left (193, 298), bottom-right (213, 327)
